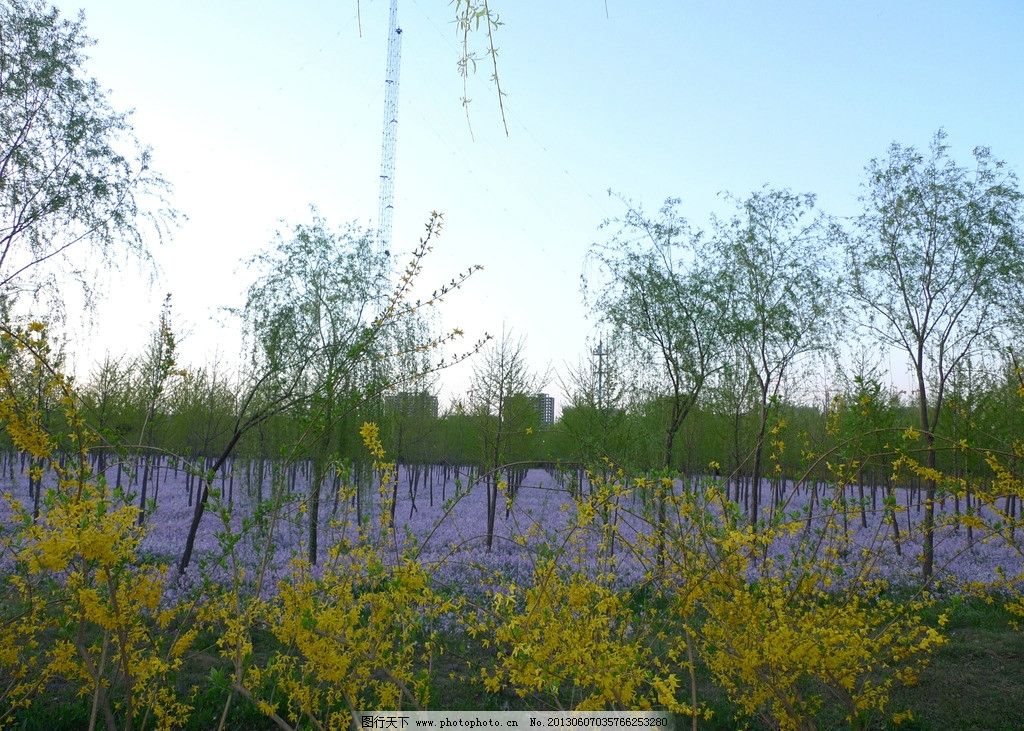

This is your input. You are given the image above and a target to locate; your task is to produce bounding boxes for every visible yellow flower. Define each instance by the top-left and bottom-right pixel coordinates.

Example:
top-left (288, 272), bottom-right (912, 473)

top-left (892, 710), bottom-right (915, 725)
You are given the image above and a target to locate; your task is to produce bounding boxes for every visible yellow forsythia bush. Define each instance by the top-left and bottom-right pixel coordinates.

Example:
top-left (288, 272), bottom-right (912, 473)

top-left (691, 507), bottom-right (948, 730)
top-left (479, 559), bottom-right (655, 710)
top-left (244, 553), bottom-right (449, 726)
top-left (0, 325), bottom-right (194, 731)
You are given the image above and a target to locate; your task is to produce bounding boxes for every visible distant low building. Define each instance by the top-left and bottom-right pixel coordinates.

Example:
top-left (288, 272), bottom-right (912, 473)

top-left (384, 391), bottom-right (439, 420)
top-left (535, 392), bottom-right (555, 426)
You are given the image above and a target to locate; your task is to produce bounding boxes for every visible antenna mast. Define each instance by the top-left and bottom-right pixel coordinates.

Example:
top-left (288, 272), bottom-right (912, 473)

top-left (377, 0), bottom-right (402, 251)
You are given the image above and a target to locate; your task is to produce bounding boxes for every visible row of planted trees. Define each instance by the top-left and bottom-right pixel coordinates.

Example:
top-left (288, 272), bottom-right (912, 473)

top-left (7, 318), bottom-right (1024, 571)
top-left (6, 128), bottom-right (1021, 583)
top-left (576, 131), bottom-right (1024, 581)
top-left (0, 0), bottom-right (1022, 559)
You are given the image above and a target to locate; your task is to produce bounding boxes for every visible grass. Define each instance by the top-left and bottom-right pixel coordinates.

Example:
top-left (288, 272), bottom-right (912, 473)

top-left (883, 597), bottom-right (1024, 731)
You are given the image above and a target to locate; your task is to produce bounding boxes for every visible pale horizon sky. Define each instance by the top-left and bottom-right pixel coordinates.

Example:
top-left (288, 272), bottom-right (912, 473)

top-left (47, 0), bottom-right (1024, 409)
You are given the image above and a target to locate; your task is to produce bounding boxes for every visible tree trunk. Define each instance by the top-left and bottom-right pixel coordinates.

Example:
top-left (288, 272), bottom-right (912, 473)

top-left (749, 395), bottom-right (770, 529)
top-left (308, 464), bottom-right (323, 565)
top-left (137, 454), bottom-right (151, 526)
top-left (916, 362), bottom-right (936, 581)
top-left (886, 474), bottom-right (902, 557)
top-left (178, 431), bottom-right (243, 575)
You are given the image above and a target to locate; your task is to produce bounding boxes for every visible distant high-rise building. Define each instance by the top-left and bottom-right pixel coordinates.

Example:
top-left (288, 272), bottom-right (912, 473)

top-left (535, 392), bottom-right (555, 426)
top-left (385, 391), bottom-right (439, 420)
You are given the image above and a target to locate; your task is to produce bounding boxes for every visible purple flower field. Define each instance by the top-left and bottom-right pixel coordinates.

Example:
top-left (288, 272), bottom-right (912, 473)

top-left (4, 456), bottom-right (1023, 597)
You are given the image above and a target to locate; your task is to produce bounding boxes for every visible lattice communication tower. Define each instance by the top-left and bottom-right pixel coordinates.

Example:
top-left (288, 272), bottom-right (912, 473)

top-left (377, 0), bottom-right (402, 251)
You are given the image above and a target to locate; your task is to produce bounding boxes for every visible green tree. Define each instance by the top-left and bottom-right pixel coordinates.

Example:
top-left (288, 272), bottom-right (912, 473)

top-left (706, 345), bottom-right (758, 502)
top-left (0, 0), bottom-right (173, 309)
top-left (588, 197), bottom-right (729, 472)
top-left (715, 187), bottom-right (839, 529)
top-left (588, 197), bottom-right (730, 568)
top-left (846, 131), bottom-right (1024, 579)
top-left (558, 333), bottom-right (630, 471)
top-left (827, 356), bottom-right (904, 552)
top-left (468, 329), bottom-right (541, 551)
top-left (79, 355), bottom-right (135, 479)
top-left (132, 293), bottom-right (179, 525)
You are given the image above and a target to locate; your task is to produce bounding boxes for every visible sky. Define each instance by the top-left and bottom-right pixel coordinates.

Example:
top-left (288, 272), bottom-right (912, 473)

top-left (48, 0), bottom-right (1024, 409)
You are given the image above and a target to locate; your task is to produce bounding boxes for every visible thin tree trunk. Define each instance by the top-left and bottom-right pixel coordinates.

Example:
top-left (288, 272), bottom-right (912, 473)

top-left (137, 454), bottom-right (152, 526)
top-left (178, 432), bottom-right (243, 575)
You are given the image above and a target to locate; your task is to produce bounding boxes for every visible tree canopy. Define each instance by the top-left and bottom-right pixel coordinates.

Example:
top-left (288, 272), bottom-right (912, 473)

top-left (0, 0), bottom-right (174, 313)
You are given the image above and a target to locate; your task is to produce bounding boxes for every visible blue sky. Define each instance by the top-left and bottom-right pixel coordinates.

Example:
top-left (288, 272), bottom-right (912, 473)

top-left (54, 0), bottom-right (1024, 405)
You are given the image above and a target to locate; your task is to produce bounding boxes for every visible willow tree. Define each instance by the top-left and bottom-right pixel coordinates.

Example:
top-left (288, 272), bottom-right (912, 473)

top-left (177, 211), bottom-right (484, 573)
top-left (847, 131), bottom-right (1023, 580)
top-left (588, 197), bottom-right (729, 474)
top-left (587, 197), bottom-right (730, 570)
top-left (714, 188), bottom-right (839, 529)
top-left (240, 212), bottom-right (393, 564)
top-left (0, 0), bottom-right (173, 310)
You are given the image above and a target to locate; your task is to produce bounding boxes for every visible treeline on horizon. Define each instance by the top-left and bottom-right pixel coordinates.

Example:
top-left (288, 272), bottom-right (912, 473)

top-left (14, 347), bottom-right (1024, 486)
